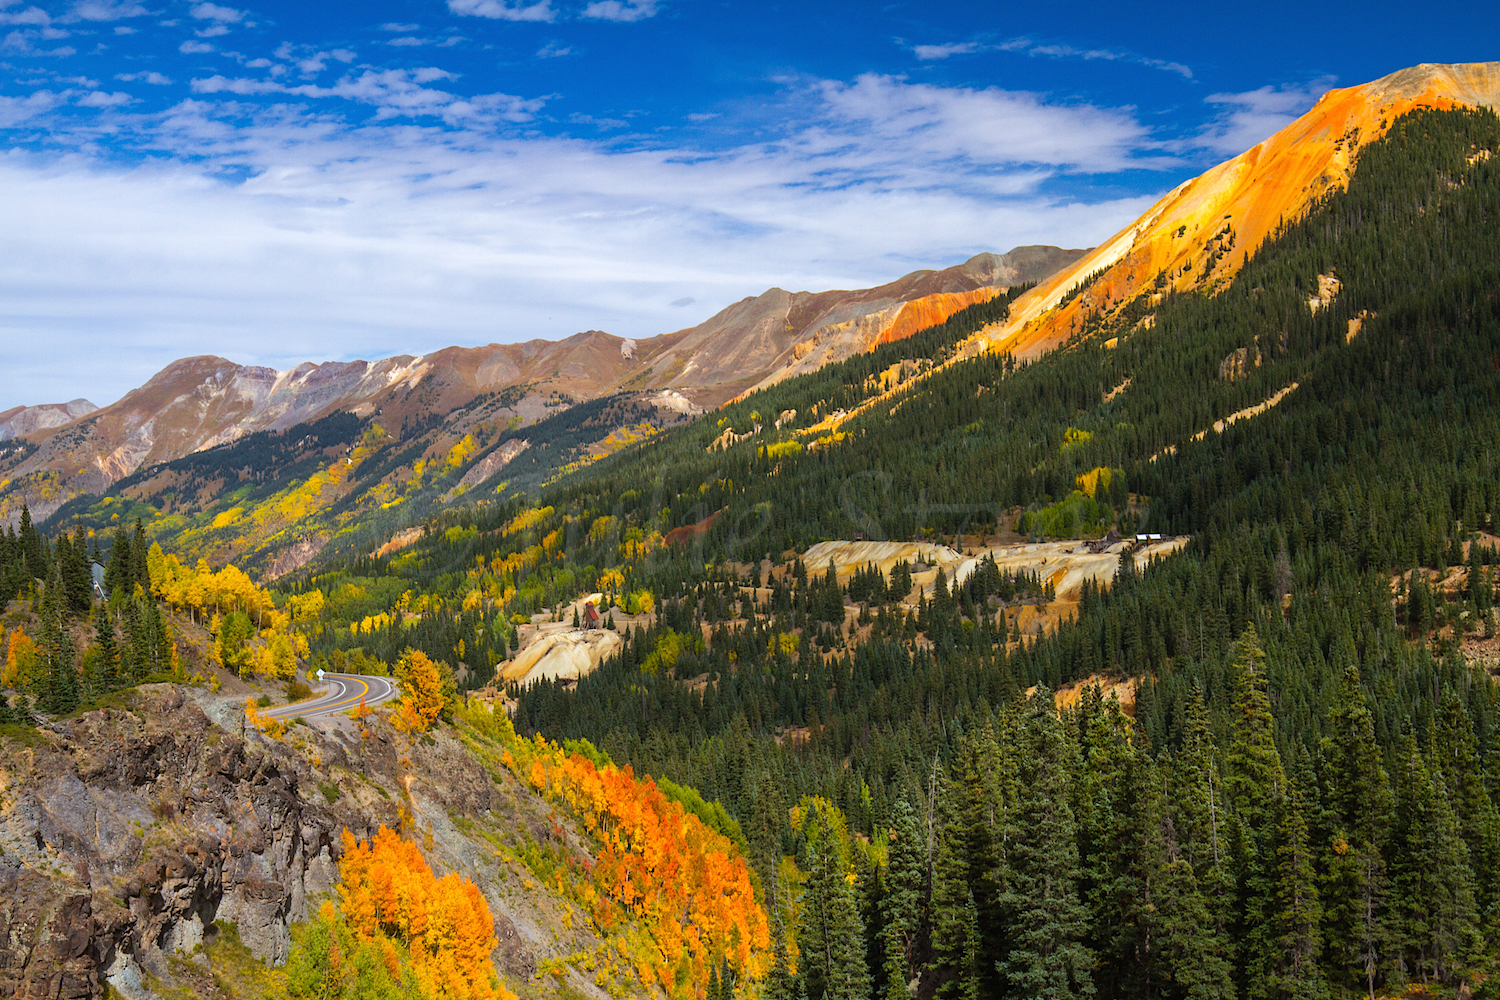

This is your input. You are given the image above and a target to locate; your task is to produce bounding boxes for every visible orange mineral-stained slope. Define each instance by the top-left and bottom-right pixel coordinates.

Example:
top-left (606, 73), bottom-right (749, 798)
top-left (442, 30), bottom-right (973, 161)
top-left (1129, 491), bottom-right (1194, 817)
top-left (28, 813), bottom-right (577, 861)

top-left (979, 61), bottom-right (1500, 360)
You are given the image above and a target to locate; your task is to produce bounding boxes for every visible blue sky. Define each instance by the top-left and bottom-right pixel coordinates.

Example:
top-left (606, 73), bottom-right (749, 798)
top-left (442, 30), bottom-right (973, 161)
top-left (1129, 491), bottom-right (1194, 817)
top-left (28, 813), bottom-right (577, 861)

top-left (1, 0), bottom-right (1496, 407)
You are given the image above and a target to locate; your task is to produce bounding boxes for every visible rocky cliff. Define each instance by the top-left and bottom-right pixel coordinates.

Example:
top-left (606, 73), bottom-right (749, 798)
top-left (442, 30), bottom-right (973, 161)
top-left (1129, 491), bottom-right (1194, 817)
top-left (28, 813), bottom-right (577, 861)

top-left (0, 686), bottom-right (604, 1000)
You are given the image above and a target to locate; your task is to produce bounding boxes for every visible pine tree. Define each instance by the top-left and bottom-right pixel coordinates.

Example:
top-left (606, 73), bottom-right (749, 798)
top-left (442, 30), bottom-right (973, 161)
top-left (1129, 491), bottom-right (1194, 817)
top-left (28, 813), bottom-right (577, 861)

top-left (130, 517), bottom-right (150, 594)
top-left (1077, 690), bottom-right (1148, 998)
top-left (1254, 747), bottom-right (1326, 1000)
top-left (955, 888), bottom-right (981, 1000)
top-left (927, 735), bottom-right (1000, 999)
top-left (765, 914), bottom-right (801, 1000)
top-left (997, 689), bottom-right (1095, 999)
top-left (1430, 691), bottom-right (1500, 928)
top-left (1224, 624), bottom-right (1284, 830)
top-left (37, 561), bottom-right (78, 714)
top-left (1320, 667), bottom-right (1392, 1000)
top-left (18, 504), bottom-right (44, 581)
top-left (1151, 850), bottom-right (1237, 1000)
top-left (799, 803), bottom-right (872, 1000)
top-left (104, 523), bottom-right (132, 598)
top-left (1388, 732), bottom-right (1480, 988)
top-left (881, 796), bottom-right (925, 1000)
top-left (1172, 684), bottom-right (1234, 930)
top-left (61, 522), bottom-right (92, 615)
top-left (94, 611), bottom-right (119, 691)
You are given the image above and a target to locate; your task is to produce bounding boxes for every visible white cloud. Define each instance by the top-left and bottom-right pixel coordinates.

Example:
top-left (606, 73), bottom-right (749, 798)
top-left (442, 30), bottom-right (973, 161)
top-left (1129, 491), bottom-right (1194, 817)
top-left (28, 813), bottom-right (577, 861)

top-left (379, 22), bottom-right (419, 31)
top-left (330, 48), bottom-right (354, 62)
top-left (76, 88), bottom-right (132, 106)
top-left (912, 41), bottom-right (978, 60)
top-left (917, 36), bottom-right (1193, 79)
top-left (179, 39), bottom-right (213, 53)
top-left (0, 88), bottom-right (62, 124)
top-left (195, 24), bottom-right (228, 36)
top-left (116, 70), bottom-right (172, 83)
top-left (190, 3), bottom-right (245, 22)
top-left (1026, 42), bottom-right (1192, 79)
top-left (189, 67), bottom-right (546, 124)
top-left (581, 0), bottom-right (657, 21)
top-left (188, 73), bottom-right (279, 94)
top-left (0, 6), bottom-right (51, 26)
top-left (2, 29), bottom-right (75, 55)
top-left (0, 73), bottom-right (1167, 406)
top-left (535, 40), bottom-right (571, 58)
top-left (1196, 78), bottom-right (1335, 154)
top-left (388, 35), bottom-right (425, 46)
top-left (62, 0), bottom-right (147, 22)
top-left (569, 111), bottom-right (626, 129)
top-left (446, 0), bottom-right (554, 22)
top-left (809, 73), bottom-right (1165, 176)
top-left (112, 24), bottom-right (134, 33)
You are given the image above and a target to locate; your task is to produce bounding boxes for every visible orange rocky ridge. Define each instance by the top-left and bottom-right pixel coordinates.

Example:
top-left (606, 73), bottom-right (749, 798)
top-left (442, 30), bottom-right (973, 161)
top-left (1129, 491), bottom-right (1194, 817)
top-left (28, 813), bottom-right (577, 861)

top-left (798, 61), bottom-right (1500, 438)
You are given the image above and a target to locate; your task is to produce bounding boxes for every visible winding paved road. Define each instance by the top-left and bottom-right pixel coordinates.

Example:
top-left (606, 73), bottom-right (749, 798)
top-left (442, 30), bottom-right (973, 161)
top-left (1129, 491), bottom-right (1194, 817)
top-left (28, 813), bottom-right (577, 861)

top-left (263, 673), bottom-right (401, 721)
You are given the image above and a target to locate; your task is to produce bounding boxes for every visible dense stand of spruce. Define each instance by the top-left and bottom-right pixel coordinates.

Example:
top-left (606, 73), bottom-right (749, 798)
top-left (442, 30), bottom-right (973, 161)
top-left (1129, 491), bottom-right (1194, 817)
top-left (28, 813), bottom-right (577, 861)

top-left (499, 107), bottom-right (1500, 998)
top-left (5, 107), bottom-right (1500, 998)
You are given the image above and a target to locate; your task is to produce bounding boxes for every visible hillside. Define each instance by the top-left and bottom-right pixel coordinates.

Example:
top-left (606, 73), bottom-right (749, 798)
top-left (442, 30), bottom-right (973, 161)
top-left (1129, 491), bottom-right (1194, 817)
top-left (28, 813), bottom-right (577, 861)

top-left (0, 400), bottom-right (97, 441)
top-left (983, 60), bottom-right (1500, 359)
top-left (0, 246), bottom-right (1082, 536)
top-left (7, 62), bottom-right (1500, 1000)
top-left (0, 594), bottom-right (767, 1000)
top-left (236, 94), bottom-right (1498, 998)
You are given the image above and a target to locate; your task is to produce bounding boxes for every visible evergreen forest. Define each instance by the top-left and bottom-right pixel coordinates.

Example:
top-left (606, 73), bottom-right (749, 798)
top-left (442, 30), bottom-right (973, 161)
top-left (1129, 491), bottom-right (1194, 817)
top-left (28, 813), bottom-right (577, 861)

top-left (5, 106), bottom-right (1500, 999)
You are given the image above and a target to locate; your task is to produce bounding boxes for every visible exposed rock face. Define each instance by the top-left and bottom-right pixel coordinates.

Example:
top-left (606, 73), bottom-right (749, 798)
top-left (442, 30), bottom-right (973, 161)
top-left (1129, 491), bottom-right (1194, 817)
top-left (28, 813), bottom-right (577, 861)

top-left (0, 400), bottom-right (96, 441)
top-left (501, 629), bottom-right (625, 687)
top-left (0, 685), bottom-right (517, 1000)
top-left (981, 61), bottom-right (1500, 362)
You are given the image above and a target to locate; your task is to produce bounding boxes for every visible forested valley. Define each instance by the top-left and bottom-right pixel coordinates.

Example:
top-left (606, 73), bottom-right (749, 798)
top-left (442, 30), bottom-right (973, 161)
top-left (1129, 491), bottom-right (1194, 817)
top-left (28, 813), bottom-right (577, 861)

top-left (5, 107), bottom-right (1500, 1000)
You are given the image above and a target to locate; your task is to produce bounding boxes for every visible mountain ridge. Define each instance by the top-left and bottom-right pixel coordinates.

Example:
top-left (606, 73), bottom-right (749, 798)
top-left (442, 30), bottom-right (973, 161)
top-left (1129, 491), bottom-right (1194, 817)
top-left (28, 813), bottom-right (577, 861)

top-left (982, 60), bottom-right (1500, 359)
top-left (0, 246), bottom-right (1084, 529)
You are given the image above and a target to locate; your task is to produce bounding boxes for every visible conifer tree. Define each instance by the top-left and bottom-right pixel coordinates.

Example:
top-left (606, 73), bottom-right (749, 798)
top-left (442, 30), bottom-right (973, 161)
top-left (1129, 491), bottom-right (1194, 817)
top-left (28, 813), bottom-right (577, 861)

top-left (881, 796), bottom-right (926, 1000)
top-left (1172, 684), bottom-right (1233, 924)
top-left (1388, 733), bottom-right (1480, 988)
top-left (799, 804), bottom-right (872, 1000)
top-left (1319, 667), bottom-right (1392, 1000)
top-left (60, 523), bottom-right (92, 615)
top-left (1224, 624), bottom-right (1284, 830)
top-left (927, 734), bottom-right (1001, 999)
top-left (130, 517), bottom-right (150, 593)
top-left (1255, 747), bottom-right (1326, 1000)
top-left (997, 689), bottom-right (1095, 999)
top-left (765, 914), bottom-right (801, 1000)
top-left (104, 523), bottom-right (132, 598)
top-left (18, 504), bottom-right (44, 580)
top-left (1430, 691), bottom-right (1500, 926)
top-left (37, 562), bottom-right (77, 714)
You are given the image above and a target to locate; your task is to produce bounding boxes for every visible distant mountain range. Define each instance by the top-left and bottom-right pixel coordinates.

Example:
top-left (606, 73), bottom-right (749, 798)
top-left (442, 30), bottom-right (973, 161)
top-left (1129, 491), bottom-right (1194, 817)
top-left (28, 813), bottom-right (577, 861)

top-left (11, 60), bottom-right (1500, 581)
top-left (0, 244), bottom-right (1083, 572)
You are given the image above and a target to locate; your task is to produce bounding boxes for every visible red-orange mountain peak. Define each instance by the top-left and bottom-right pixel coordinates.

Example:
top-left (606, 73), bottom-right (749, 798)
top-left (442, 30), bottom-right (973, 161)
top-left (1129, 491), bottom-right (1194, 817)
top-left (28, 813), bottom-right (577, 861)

top-left (979, 61), bottom-right (1500, 361)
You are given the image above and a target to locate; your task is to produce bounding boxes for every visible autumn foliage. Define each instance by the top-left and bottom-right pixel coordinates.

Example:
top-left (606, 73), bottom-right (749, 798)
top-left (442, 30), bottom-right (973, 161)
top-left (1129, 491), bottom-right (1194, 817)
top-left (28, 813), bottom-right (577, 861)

top-left (287, 825), bottom-right (515, 1000)
top-left (392, 649), bottom-right (448, 734)
top-left (492, 715), bottom-right (769, 996)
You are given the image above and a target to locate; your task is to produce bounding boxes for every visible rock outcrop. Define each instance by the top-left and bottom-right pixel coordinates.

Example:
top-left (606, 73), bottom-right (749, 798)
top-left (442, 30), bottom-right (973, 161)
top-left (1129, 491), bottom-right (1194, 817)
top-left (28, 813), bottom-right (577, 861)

top-left (0, 684), bottom-right (540, 1000)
